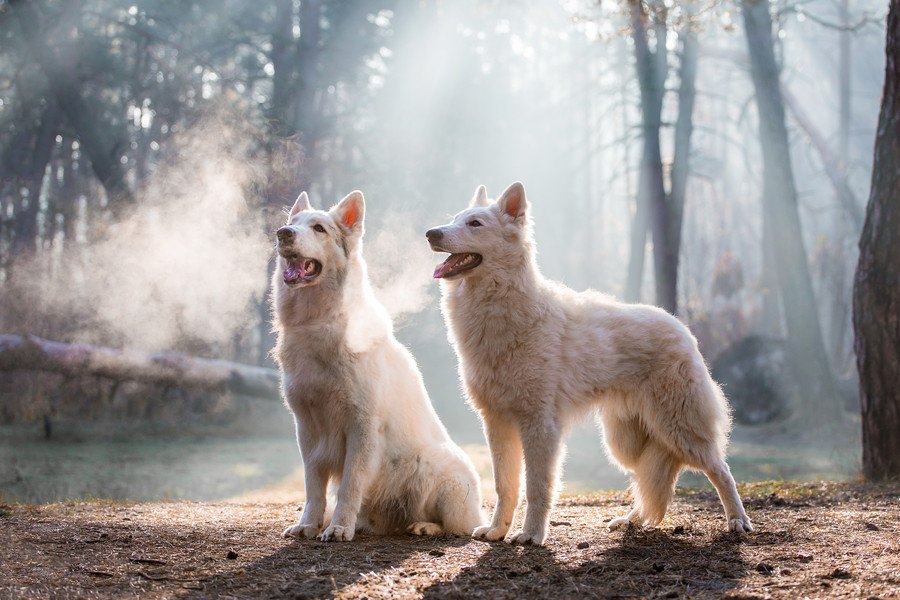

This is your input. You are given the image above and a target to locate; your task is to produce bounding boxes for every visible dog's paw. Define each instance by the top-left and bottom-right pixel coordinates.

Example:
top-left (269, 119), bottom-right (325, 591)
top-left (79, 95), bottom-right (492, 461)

top-left (508, 528), bottom-right (547, 546)
top-left (318, 525), bottom-right (354, 542)
top-left (472, 524), bottom-right (509, 542)
top-left (607, 515), bottom-right (639, 531)
top-left (727, 515), bottom-right (753, 533)
top-left (407, 522), bottom-right (443, 536)
top-left (282, 523), bottom-right (320, 539)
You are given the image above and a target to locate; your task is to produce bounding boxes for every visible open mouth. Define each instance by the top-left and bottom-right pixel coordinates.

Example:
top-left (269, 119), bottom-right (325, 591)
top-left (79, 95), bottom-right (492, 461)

top-left (282, 255), bottom-right (322, 286)
top-left (433, 253), bottom-right (482, 279)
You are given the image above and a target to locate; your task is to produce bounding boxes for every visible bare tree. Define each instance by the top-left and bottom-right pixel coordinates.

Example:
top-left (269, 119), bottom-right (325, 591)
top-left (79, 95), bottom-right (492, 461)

top-left (625, 1), bottom-right (668, 306)
top-left (740, 0), bottom-right (842, 420)
top-left (853, 0), bottom-right (900, 481)
top-left (624, 1), bottom-right (697, 315)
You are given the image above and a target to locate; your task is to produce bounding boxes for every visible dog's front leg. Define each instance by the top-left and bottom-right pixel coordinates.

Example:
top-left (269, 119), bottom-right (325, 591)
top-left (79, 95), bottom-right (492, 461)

top-left (283, 461), bottom-right (329, 539)
top-left (473, 413), bottom-right (523, 542)
top-left (509, 416), bottom-right (562, 546)
top-left (320, 426), bottom-right (374, 542)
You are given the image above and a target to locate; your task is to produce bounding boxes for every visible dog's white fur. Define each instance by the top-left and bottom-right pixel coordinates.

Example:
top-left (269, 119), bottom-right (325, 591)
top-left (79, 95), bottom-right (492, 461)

top-left (273, 190), bottom-right (484, 542)
top-left (428, 182), bottom-right (752, 546)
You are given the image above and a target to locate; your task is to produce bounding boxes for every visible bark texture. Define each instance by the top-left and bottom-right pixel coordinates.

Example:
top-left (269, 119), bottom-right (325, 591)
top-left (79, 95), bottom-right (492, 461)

top-left (853, 0), bottom-right (900, 481)
top-left (0, 335), bottom-right (280, 400)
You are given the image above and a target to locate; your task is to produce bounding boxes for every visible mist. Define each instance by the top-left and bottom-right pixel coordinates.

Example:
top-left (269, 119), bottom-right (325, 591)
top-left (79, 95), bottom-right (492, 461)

top-left (0, 0), bottom-right (890, 503)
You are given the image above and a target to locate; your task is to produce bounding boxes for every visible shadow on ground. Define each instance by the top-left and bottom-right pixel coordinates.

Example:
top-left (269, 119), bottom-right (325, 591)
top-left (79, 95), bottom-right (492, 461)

top-left (177, 534), bottom-right (473, 599)
top-left (2, 482), bottom-right (897, 599)
top-left (419, 528), bottom-right (749, 599)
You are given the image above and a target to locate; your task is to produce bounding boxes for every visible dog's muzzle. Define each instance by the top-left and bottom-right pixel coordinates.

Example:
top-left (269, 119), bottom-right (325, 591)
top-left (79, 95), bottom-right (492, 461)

top-left (277, 227), bottom-right (295, 244)
top-left (425, 228), bottom-right (444, 246)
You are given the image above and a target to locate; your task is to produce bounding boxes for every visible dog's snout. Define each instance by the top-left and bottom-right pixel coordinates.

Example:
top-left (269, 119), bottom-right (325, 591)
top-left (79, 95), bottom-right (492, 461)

top-left (425, 228), bottom-right (444, 243)
top-left (276, 227), bottom-right (295, 244)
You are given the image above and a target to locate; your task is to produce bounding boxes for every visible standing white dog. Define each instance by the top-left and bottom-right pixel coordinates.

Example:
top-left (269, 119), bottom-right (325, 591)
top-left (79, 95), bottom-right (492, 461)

top-left (274, 190), bottom-right (483, 542)
top-left (426, 182), bottom-right (752, 546)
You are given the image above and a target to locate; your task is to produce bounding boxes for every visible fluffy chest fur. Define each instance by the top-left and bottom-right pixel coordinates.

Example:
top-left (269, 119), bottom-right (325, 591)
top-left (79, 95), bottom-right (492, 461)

top-left (441, 277), bottom-right (561, 415)
top-left (277, 323), bottom-right (359, 408)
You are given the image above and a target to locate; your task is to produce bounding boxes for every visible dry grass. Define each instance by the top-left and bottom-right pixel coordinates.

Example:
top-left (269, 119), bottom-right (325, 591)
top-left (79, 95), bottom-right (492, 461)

top-left (0, 481), bottom-right (897, 599)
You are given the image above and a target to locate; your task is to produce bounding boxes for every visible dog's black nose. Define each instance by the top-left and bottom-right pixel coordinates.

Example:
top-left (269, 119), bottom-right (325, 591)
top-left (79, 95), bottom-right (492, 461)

top-left (276, 227), bottom-right (295, 244)
top-left (425, 228), bottom-right (444, 243)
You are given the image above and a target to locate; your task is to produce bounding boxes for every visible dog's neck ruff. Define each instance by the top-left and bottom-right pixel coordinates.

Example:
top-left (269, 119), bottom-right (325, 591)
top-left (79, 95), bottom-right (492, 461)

top-left (275, 252), bottom-right (390, 354)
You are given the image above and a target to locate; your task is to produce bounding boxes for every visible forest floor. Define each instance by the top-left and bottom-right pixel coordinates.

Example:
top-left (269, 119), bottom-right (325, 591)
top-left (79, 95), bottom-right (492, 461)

top-left (0, 481), bottom-right (897, 600)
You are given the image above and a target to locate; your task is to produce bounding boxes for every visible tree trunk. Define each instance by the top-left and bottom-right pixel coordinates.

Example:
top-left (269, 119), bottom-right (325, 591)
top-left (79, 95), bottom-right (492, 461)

top-left (741, 0), bottom-right (842, 421)
top-left (11, 101), bottom-right (60, 256)
top-left (294, 0), bottom-right (323, 143)
top-left (624, 185), bottom-right (649, 303)
top-left (0, 335), bottom-right (281, 400)
top-left (11, 0), bottom-right (135, 214)
top-left (269, 0), bottom-right (298, 139)
top-left (666, 28), bottom-right (699, 309)
top-left (853, 1), bottom-right (900, 481)
top-left (839, 0), bottom-right (851, 165)
top-left (628, 1), bottom-right (675, 313)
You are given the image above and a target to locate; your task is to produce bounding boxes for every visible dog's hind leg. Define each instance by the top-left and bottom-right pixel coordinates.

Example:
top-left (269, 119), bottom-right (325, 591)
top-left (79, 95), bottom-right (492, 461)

top-left (407, 521), bottom-right (443, 536)
top-left (473, 413), bottom-right (523, 542)
top-left (696, 455), bottom-right (752, 532)
top-left (435, 466), bottom-right (484, 536)
top-left (657, 374), bottom-right (752, 533)
top-left (610, 441), bottom-right (681, 529)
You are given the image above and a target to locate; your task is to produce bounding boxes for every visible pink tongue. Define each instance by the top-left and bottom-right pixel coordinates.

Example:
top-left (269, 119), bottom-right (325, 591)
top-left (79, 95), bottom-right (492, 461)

top-left (284, 260), bottom-right (309, 282)
top-left (433, 255), bottom-right (464, 279)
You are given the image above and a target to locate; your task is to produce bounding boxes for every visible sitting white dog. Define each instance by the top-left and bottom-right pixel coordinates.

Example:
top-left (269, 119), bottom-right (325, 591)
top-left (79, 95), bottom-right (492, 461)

top-left (274, 190), bottom-right (484, 541)
top-left (426, 182), bottom-right (752, 546)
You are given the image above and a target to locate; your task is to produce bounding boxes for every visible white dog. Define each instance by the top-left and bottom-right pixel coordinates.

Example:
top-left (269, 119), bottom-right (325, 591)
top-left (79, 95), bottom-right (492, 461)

top-left (273, 190), bottom-right (484, 542)
top-left (426, 182), bottom-right (752, 546)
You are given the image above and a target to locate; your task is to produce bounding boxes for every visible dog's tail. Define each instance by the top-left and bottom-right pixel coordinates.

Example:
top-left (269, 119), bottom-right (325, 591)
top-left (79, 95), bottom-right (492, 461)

top-left (642, 356), bottom-right (732, 466)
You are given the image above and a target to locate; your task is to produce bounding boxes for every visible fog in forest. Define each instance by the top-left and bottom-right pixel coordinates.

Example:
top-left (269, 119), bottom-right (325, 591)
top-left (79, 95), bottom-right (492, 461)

top-left (0, 0), bottom-right (888, 502)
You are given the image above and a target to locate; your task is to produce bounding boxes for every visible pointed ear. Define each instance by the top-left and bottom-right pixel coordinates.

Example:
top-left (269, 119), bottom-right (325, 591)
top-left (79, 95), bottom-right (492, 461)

top-left (469, 185), bottom-right (489, 208)
top-left (331, 190), bottom-right (365, 233)
top-left (497, 182), bottom-right (527, 220)
top-left (288, 191), bottom-right (311, 219)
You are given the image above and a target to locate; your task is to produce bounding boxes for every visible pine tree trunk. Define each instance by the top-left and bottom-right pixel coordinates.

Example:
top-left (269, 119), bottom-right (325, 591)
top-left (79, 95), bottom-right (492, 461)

top-left (853, 0), bottom-right (900, 481)
top-left (741, 0), bottom-right (842, 420)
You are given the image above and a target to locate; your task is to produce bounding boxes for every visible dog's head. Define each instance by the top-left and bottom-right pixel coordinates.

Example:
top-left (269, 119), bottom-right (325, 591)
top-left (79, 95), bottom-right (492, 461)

top-left (275, 190), bottom-right (365, 288)
top-left (426, 182), bottom-right (532, 281)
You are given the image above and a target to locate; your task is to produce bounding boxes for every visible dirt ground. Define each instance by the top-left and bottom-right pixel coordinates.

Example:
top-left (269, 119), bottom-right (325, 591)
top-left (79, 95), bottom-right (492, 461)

top-left (0, 481), bottom-right (896, 599)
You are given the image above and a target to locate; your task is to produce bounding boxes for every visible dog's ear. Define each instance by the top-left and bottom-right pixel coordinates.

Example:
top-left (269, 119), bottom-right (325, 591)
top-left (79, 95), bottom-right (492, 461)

top-left (469, 185), bottom-right (489, 208)
top-left (497, 182), bottom-right (528, 220)
top-left (331, 190), bottom-right (365, 235)
top-left (288, 191), bottom-right (311, 219)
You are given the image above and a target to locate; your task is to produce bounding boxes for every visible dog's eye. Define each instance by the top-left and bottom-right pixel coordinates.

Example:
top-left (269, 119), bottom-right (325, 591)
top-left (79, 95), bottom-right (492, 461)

top-left (312, 224), bottom-right (327, 234)
top-left (468, 220), bottom-right (482, 228)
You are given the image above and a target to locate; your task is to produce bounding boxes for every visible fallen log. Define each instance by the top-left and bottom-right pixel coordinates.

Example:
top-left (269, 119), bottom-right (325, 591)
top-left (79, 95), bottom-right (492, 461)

top-left (0, 334), bottom-right (281, 400)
